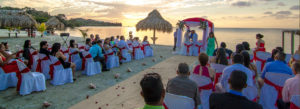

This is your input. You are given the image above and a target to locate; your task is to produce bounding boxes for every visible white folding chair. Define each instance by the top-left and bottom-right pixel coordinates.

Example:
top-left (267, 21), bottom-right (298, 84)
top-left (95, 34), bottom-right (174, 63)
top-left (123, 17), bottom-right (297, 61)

top-left (36, 54), bottom-right (52, 79)
top-left (69, 48), bottom-right (82, 70)
top-left (259, 72), bottom-right (293, 109)
top-left (189, 74), bottom-right (212, 109)
top-left (164, 93), bottom-right (195, 109)
top-left (290, 95), bottom-right (300, 109)
top-left (255, 51), bottom-right (271, 74)
top-left (49, 56), bottom-right (73, 86)
top-left (0, 67), bottom-right (18, 91)
top-left (210, 63), bottom-right (227, 91)
top-left (81, 51), bottom-right (101, 76)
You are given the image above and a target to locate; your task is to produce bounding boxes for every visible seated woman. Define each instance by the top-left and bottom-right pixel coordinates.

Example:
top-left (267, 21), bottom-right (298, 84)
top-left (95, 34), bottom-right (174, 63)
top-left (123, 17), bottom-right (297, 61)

top-left (210, 48), bottom-right (229, 66)
top-left (69, 39), bottom-right (82, 70)
top-left (22, 40), bottom-right (37, 67)
top-left (1, 42), bottom-right (12, 54)
top-left (132, 37), bottom-right (144, 60)
top-left (117, 36), bottom-right (132, 63)
top-left (126, 34), bottom-right (133, 49)
top-left (242, 41), bottom-right (253, 55)
top-left (110, 36), bottom-right (118, 54)
top-left (85, 38), bottom-right (92, 51)
top-left (266, 49), bottom-right (279, 63)
top-left (103, 38), bottom-right (119, 69)
top-left (193, 53), bottom-right (215, 80)
top-left (142, 36), bottom-right (153, 57)
top-left (51, 43), bottom-right (76, 79)
top-left (241, 51), bottom-right (257, 84)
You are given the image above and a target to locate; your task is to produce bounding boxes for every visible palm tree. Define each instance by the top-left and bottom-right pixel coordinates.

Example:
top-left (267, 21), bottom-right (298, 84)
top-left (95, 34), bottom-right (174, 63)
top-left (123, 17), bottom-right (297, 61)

top-left (78, 29), bottom-right (89, 40)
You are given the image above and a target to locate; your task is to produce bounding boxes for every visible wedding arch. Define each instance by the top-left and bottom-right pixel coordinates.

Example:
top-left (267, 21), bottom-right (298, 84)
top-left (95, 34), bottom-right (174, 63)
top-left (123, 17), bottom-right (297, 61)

top-left (176, 17), bottom-right (214, 52)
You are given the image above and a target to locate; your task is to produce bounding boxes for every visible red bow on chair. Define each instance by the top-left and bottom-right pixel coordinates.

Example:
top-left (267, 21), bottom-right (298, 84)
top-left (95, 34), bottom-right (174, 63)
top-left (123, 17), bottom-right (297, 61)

top-left (81, 54), bottom-right (92, 70)
top-left (36, 56), bottom-right (49, 72)
top-left (49, 61), bottom-right (62, 79)
top-left (68, 51), bottom-right (79, 62)
top-left (184, 43), bottom-right (192, 54)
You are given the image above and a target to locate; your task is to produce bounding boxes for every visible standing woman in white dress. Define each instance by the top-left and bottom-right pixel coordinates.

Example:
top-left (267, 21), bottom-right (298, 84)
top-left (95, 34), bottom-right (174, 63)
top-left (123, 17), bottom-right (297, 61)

top-left (181, 30), bottom-right (192, 56)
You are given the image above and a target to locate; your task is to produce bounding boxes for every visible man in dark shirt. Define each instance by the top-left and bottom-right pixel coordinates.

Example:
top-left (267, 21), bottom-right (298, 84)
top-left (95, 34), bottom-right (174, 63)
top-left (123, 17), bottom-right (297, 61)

top-left (213, 42), bottom-right (233, 57)
top-left (209, 70), bottom-right (262, 109)
top-left (166, 63), bottom-right (200, 107)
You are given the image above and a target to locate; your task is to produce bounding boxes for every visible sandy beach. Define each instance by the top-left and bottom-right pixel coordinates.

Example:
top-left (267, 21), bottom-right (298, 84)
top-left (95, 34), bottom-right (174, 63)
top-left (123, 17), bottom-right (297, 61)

top-left (69, 55), bottom-right (197, 109)
top-left (0, 34), bottom-right (182, 109)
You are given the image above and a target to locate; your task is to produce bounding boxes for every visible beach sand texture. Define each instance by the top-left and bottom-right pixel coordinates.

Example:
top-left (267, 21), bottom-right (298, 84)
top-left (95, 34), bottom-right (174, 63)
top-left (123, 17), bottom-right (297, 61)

top-left (69, 55), bottom-right (197, 109)
top-left (0, 35), bottom-right (178, 109)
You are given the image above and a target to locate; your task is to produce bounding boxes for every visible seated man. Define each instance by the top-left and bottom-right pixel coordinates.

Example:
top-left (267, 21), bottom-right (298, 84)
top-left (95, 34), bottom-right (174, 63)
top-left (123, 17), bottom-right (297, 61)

top-left (260, 51), bottom-right (293, 81)
top-left (166, 63), bottom-right (201, 107)
top-left (139, 73), bottom-right (165, 109)
top-left (282, 62), bottom-right (300, 103)
top-left (89, 40), bottom-right (108, 71)
top-left (219, 53), bottom-right (256, 100)
top-left (213, 42), bottom-right (233, 57)
top-left (210, 70), bottom-right (262, 109)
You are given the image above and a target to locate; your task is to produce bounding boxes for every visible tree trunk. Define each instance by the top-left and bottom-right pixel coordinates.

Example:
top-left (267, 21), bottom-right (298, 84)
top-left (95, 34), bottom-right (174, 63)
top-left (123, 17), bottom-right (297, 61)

top-left (15, 33), bottom-right (18, 38)
top-left (8, 33), bottom-right (10, 38)
top-left (153, 29), bottom-right (156, 45)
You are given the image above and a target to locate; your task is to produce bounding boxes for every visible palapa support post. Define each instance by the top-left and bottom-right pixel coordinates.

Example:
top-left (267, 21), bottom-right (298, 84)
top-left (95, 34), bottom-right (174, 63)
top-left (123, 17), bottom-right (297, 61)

top-left (153, 29), bottom-right (156, 45)
top-left (282, 31), bottom-right (285, 51)
top-left (291, 32), bottom-right (295, 54)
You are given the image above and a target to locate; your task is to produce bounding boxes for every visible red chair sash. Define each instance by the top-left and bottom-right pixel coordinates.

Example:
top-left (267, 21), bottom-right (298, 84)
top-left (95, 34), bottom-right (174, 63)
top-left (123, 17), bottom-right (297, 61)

top-left (36, 56), bottom-right (49, 72)
top-left (184, 43), bottom-right (192, 54)
top-left (198, 83), bottom-right (213, 93)
top-left (81, 54), bottom-right (92, 70)
top-left (264, 78), bottom-right (283, 107)
top-left (255, 56), bottom-right (266, 71)
top-left (68, 51), bottom-right (79, 62)
top-left (16, 50), bottom-right (24, 58)
top-left (49, 61), bottom-right (62, 79)
top-left (104, 52), bottom-right (114, 63)
top-left (142, 44), bottom-right (150, 54)
top-left (213, 72), bottom-right (222, 91)
top-left (291, 102), bottom-right (300, 109)
top-left (133, 46), bottom-right (140, 57)
top-left (28, 51), bottom-right (38, 69)
top-left (195, 44), bottom-right (202, 54)
top-left (16, 67), bottom-right (30, 91)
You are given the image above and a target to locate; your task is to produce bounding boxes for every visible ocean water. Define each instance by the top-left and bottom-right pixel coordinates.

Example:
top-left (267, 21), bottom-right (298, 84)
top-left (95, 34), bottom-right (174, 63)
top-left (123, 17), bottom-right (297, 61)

top-left (56, 26), bottom-right (299, 54)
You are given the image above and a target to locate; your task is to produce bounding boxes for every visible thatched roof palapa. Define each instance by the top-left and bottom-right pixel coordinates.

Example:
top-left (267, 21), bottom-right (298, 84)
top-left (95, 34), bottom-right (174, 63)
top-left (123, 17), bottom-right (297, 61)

top-left (46, 17), bottom-right (65, 30)
top-left (136, 9), bottom-right (172, 33)
top-left (0, 10), bottom-right (37, 28)
top-left (136, 9), bottom-right (173, 44)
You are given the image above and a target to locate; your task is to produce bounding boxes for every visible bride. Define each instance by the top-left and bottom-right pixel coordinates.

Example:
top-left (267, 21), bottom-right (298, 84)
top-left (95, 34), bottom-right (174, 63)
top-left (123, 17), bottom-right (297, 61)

top-left (180, 29), bottom-right (192, 56)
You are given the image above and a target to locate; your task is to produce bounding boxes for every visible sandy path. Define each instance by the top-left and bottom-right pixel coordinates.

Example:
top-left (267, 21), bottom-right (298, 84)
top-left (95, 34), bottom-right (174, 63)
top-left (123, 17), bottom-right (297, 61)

top-left (69, 55), bottom-right (197, 109)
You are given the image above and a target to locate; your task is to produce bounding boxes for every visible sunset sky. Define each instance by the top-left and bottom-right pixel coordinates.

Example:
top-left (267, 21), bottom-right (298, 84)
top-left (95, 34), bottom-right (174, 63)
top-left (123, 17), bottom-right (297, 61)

top-left (1, 0), bottom-right (299, 28)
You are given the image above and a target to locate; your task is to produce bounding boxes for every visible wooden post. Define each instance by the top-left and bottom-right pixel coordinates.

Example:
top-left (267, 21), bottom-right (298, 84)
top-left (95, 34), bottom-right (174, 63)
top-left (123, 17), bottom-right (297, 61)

top-left (282, 32), bottom-right (285, 51)
top-left (153, 29), bottom-right (156, 45)
top-left (291, 32), bottom-right (295, 55)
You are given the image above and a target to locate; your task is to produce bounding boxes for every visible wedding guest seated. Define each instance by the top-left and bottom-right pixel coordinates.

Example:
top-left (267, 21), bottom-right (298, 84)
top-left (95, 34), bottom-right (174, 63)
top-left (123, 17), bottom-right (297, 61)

top-left (213, 42), bottom-right (233, 57)
top-left (258, 51), bottom-right (294, 109)
top-left (235, 44), bottom-right (245, 54)
top-left (117, 36), bottom-right (131, 63)
top-left (127, 34), bottom-right (133, 49)
top-left (69, 39), bottom-right (83, 70)
top-left (139, 73), bottom-right (165, 109)
top-left (210, 70), bottom-right (263, 109)
top-left (266, 49), bottom-right (279, 63)
top-left (90, 34), bottom-right (94, 42)
top-left (282, 62), bottom-right (300, 105)
top-left (242, 41), bottom-right (253, 55)
top-left (103, 38), bottom-right (119, 69)
top-left (142, 36), bottom-right (153, 57)
top-left (1, 42), bottom-right (12, 54)
top-left (211, 48), bottom-right (229, 66)
top-left (89, 40), bottom-right (109, 71)
top-left (132, 37), bottom-right (144, 60)
top-left (220, 53), bottom-right (256, 101)
top-left (22, 40), bottom-right (37, 69)
top-left (50, 43), bottom-right (76, 80)
top-left (39, 41), bottom-right (50, 56)
top-left (260, 51), bottom-right (293, 81)
top-left (85, 38), bottom-right (92, 51)
top-left (115, 35), bottom-right (120, 44)
top-left (276, 47), bottom-right (284, 52)
top-left (166, 63), bottom-right (201, 107)
top-left (241, 51), bottom-right (257, 80)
